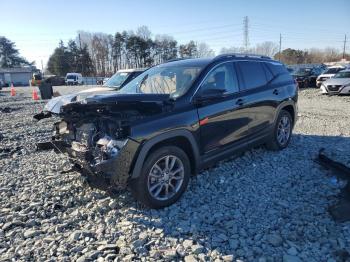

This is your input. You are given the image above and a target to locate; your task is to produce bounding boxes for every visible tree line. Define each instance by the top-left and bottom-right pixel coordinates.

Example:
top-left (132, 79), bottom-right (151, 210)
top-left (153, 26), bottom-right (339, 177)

top-left (1, 28), bottom-right (348, 76)
top-left (48, 26), bottom-right (215, 76)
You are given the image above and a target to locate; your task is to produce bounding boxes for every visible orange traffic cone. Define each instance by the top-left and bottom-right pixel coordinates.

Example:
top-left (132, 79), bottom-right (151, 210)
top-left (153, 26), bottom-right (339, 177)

top-left (32, 88), bottom-right (39, 100)
top-left (10, 83), bottom-right (16, 96)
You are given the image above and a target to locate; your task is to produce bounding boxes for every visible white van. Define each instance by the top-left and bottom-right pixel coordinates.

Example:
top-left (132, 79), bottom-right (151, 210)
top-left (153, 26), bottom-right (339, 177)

top-left (65, 73), bottom-right (83, 85)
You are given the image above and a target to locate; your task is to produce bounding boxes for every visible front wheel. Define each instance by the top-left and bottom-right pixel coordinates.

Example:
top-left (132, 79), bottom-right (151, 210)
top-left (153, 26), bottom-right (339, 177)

top-left (266, 110), bottom-right (293, 151)
top-left (129, 146), bottom-right (191, 209)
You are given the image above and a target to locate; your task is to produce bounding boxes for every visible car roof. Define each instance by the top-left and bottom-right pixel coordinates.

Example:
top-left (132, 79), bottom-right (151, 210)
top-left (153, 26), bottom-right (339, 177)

top-left (159, 58), bottom-right (213, 68)
top-left (117, 68), bottom-right (146, 73)
top-left (328, 66), bottom-right (345, 69)
top-left (159, 54), bottom-right (277, 68)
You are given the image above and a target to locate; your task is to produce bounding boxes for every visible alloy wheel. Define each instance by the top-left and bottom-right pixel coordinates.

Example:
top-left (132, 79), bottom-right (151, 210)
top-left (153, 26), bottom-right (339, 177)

top-left (277, 115), bottom-right (291, 146)
top-left (147, 155), bottom-right (185, 201)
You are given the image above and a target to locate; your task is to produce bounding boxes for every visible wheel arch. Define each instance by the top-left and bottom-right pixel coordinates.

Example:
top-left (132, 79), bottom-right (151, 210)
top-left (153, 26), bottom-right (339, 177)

top-left (274, 100), bottom-right (297, 127)
top-left (130, 130), bottom-right (200, 179)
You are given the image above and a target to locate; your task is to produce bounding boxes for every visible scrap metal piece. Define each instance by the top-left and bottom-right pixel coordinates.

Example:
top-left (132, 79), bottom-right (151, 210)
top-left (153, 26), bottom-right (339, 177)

top-left (317, 148), bottom-right (350, 222)
top-left (33, 111), bottom-right (52, 121)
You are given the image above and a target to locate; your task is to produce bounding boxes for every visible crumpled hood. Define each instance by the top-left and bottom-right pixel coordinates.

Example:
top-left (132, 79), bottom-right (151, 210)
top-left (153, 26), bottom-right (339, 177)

top-left (44, 87), bottom-right (116, 114)
top-left (60, 93), bottom-right (172, 121)
top-left (323, 78), bottom-right (350, 86)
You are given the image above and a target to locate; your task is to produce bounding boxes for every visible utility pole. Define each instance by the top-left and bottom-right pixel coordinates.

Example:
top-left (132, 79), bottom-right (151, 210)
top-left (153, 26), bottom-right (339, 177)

top-left (343, 34), bottom-right (347, 60)
top-left (41, 60), bottom-right (44, 78)
top-left (243, 16), bottom-right (249, 52)
top-left (278, 33), bottom-right (282, 61)
top-left (78, 33), bottom-right (84, 75)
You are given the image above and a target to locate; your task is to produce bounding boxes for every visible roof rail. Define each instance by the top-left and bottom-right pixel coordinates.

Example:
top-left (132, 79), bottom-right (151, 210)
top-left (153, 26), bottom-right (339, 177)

top-left (165, 58), bottom-right (190, 63)
top-left (214, 53), bottom-right (271, 61)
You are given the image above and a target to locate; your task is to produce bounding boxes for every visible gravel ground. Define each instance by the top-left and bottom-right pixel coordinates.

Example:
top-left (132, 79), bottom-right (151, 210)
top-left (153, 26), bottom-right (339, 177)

top-left (0, 87), bottom-right (350, 262)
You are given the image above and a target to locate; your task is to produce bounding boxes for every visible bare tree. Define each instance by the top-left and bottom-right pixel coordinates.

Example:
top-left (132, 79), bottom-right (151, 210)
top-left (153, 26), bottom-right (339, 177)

top-left (136, 26), bottom-right (152, 40)
top-left (254, 41), bottom-right (279, 57)
top-left (196, 42), bottom-right (215, 57)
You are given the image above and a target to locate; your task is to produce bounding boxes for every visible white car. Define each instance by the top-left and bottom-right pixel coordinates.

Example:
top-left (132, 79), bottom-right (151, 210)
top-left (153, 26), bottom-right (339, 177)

top-left (320, 69), bottom-right (350, 95)
top-left (316, 66), bottom-right (344, 88)
top-left (44, 69), bottom-right (145, 114)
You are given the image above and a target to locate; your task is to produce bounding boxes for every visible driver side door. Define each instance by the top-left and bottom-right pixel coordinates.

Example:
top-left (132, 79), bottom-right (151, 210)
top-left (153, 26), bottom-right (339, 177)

top-left (195, 62), bottom-right (252, 154)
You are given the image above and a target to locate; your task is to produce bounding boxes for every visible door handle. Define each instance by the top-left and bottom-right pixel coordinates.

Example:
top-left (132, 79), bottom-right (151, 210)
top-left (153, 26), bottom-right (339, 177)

top-left (236, 98), bottom-right (244, 106)
top-left (273, 89), bottom-right (279, 95)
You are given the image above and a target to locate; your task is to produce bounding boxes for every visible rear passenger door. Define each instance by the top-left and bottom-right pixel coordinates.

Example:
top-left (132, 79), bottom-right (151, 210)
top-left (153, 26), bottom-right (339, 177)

top-left (236, 61), bottom-right (279, 136)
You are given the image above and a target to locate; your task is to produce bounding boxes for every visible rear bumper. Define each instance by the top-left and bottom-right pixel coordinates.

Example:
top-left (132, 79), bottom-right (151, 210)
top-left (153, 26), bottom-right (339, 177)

top-left (38, 138), bottom-right (140, 190)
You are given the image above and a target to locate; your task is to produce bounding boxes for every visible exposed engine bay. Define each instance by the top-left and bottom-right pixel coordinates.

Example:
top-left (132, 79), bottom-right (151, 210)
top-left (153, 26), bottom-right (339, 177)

top-left (35, 94), bottom-right (171, 190)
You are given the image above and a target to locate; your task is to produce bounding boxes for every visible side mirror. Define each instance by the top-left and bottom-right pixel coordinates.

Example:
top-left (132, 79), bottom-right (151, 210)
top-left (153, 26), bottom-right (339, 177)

top-left (195, 88), bottom-right (226, 103)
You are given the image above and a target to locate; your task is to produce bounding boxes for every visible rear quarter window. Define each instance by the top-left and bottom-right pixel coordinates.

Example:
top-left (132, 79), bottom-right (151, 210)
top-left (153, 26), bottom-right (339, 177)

top-left (265, 62), bottom-right (293, 83)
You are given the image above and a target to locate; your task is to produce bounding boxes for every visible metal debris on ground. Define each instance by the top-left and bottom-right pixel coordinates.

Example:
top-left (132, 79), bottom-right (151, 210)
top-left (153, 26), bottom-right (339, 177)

top-left (317, 148), bottom-right (350, 222)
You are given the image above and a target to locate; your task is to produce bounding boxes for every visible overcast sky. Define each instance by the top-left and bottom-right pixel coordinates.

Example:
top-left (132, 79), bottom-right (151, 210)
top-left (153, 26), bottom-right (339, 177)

top-left (0, 0), bottom-right (349, 68)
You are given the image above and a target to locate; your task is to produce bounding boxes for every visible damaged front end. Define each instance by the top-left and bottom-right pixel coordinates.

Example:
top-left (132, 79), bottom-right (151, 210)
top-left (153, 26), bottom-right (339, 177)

top-left (37, 94), bottom-right (169, 190)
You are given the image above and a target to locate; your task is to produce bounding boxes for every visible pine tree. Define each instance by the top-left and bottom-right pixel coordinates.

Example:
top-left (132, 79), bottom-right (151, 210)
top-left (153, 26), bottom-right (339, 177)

top-left (0, 36), bottom-right (31, 67)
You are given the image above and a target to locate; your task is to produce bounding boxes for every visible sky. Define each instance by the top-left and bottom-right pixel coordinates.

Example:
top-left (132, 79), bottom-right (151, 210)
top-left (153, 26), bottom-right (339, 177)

top-left (0, 0), bottom-right (349, 68)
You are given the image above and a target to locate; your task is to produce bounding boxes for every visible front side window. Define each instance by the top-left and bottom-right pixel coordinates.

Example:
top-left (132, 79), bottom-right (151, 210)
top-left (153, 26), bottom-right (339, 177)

top-left (200, 63), bottom-right (238, 94)
top-left (238, 61), bottom-right (267, 90)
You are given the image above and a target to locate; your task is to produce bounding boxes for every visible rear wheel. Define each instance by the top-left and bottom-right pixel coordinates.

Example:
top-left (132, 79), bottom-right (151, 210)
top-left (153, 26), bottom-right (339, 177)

top-left (129, 146), bottom-right (191, 208)
top-left (266, 110), bottom-right (293, 151)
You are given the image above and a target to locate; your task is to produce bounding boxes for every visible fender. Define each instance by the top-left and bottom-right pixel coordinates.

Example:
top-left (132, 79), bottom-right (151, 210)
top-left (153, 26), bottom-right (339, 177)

top-left (130, 129), bottom-right (200, 179)
top-left (273, 99), bottom-right (298, 126)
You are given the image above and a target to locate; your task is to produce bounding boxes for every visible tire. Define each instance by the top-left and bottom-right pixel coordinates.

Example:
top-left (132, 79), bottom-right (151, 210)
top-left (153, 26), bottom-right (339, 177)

top-left (129, 146), bottom-right (191, 209)
top-left (266, 110), bottom-right (293, 151)
top-left (304, 80), bottom-right (309, 88)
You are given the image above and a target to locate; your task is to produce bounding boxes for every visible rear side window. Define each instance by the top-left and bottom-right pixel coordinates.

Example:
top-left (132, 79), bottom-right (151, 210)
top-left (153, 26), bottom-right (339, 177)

top-left (238, 61), bottom-right (267, 90)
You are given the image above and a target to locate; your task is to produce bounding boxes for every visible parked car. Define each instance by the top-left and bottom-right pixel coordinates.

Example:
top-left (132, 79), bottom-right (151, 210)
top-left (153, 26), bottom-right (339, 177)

top-left (320, 69), bottom-right (350, 95)
top-left (104, 69), bottom-right (145, 89)
top-left (44, 76), bottom-right (66, 86)
top-left (35, 54), bottom-right (298, 208)
top-left (292, 67), bottom-right (322, 88)
top-left (102, 77), bottom-right (110, 85)
top-left (40, 68), bottom-right (146, 114)
top-left (316, 66), bottom-right (345, 87)
top-left (65, 73), bottom-right (83, 85)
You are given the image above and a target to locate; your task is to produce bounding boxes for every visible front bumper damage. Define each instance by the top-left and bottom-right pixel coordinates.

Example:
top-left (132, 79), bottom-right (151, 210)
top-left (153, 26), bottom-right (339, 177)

top-left (38, 135), bottom-right (140, 191)
top-left (36, 114), bottom-right (141, 191)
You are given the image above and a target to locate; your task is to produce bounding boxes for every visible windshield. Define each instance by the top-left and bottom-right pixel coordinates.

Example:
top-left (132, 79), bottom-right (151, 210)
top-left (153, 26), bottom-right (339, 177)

top-left (294, 68), bottom-right (312, 76)
top-left (334, 71), bottom-right (350, 78)
top-left (104, 72), bottom-right (130, 87)
top-left (324, 68), bottom-right (343, 74)
top-left (67, 75), bottom-right (77, 80)
top-left (119, 65), bottom-right (203, 97)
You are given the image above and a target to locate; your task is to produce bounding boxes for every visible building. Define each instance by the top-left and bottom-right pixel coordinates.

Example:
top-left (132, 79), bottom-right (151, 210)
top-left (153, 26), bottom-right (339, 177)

top-left (0, 67), bottom-right (36, 86)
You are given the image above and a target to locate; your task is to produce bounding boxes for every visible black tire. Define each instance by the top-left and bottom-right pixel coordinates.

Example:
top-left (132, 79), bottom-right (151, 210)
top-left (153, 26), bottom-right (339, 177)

top-left (266, 110), bottom-right (293, 151)
top-left (304, 80), bottom-right (309, 88)
top-left (129, 146), bottom-right (191, 209)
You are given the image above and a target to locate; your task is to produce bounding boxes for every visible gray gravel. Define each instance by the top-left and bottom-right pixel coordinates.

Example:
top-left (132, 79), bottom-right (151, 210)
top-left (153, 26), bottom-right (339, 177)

top-left (0, 87), bottom-right (350, 261)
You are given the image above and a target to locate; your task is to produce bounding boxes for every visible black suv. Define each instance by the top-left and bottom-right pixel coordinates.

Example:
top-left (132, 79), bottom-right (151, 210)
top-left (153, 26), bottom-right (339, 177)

top-left (292, 67), bottom-right (322, 88)
top-left (36, 54), bottom-right (298, 208)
